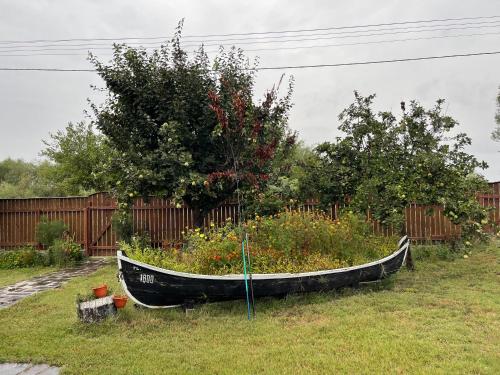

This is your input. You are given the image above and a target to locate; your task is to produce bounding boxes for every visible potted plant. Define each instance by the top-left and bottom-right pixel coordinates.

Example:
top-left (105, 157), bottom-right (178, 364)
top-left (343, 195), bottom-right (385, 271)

top-left (112, 295), bottom-right (128, 309)
top-left (92, 284), bottom-right (108, 298)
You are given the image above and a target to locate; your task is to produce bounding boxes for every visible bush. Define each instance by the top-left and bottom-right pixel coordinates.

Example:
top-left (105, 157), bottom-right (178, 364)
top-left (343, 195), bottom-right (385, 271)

top-left (412, 240), bottom-right (478, 261)
top-left (0, 237), bottom-right (84, 269)
top-left (36, 216), bottom-right (67, 246)
top-left (112, 210), bottom-right (134, 243)
top-left (122, 211), bottom-right (399, 275)
top-left (48, 237), bottom-right (84, 267)
top-left (0, 247), bottom-right (49, 269)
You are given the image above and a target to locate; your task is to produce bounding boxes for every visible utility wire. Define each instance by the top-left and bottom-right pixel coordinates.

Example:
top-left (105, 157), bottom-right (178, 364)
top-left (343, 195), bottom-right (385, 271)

top-left (256, 51), bottom-right (500, 70)
top-left (179, 20), bottom-right (500, 45)
top-left (2, 19), bottom-right (500, 49)
top-left (182, 23), bottom-right (500, 48)
top-left (181, 15), bottom-right (500, 38)
top-left (1, 51), bottom-right (499, 72)
top-left (240, 31), bottom-right (500, 53)
top-left (1, 15), bottom-right (499, 44)
top-left (1, 31), bottom-right (499, 57)
top-left (0, 67), bottom-right (95, 72)
top-left (2, 23), bottom-right (500, 54)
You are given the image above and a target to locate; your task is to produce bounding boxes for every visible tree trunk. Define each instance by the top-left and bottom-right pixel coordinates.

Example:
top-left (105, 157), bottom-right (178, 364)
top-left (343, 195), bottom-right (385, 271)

top-left (77, 296), bottom-right (116, 323)
top-left (192, 208), bottom-right (207, 229)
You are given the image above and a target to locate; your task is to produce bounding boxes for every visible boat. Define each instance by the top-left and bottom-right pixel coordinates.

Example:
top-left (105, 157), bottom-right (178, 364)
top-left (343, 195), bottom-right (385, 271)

top-left (117, 235), bottom-right (411, 308)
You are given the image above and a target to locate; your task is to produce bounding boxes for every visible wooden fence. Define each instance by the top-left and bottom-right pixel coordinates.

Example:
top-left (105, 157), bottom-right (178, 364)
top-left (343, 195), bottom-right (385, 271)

top-left (0, 182), bottom-right (499, 256)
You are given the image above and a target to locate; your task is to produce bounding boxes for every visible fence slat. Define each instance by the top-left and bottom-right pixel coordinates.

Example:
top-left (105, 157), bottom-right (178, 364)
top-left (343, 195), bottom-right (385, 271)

top-left (1, 183), bottom-right (499, 254)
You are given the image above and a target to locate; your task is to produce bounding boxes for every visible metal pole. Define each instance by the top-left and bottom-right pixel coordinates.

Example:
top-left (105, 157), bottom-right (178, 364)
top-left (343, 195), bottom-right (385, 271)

top-left (241, 239), bottom-right (251, 320)
top-left (246, 233), bottom-right (256, 317)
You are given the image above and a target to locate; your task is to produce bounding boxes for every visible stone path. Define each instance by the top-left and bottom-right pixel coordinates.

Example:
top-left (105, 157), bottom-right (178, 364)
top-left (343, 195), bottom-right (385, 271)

top-left (0, 258), bottom-right (109, 309)
top-left (0, 363), bottom-right (59, 374)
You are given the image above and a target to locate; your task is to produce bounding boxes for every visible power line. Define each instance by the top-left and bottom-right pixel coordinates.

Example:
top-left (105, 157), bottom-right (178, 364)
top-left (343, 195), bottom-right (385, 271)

top-left (256, 51), bottom-right (500, 70)
top-left (1, 31), bottom-right (499, 57)
top-left (242, 31), bottom-right (500, 53)
top-left (2, 23), bottom-right (500, 54)
top-left (0, 67), bottom-right (94, 72)
top-left (1, 15), bottom-right (499, 44)
top-left (183, 15), bottom-right (500, 38)
top-left (183, 23), bottom-right (500, 48)
top-left (1, 50), bottom-right (499, 72)
top-left (180, 20), bottom-right (500, 45)
top-left (2, 19), bottom-right (500, 49)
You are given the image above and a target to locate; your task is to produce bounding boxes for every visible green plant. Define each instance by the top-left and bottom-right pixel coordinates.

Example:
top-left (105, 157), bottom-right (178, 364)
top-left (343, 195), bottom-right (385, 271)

top-left (492, 86), bottom-right (500, 142)
top-left (123, 211), bottom-right (399, 275)
top-left (76, 287), bottom-right (114, 305)
top-left (36, 216), bottom-right (67, 247)
top-left (1, 241), bottom-right (498, 375)
top-left (76, 291), bottom-right (96, 304)
top-left (89, 21), bottom-right (294, 227)
top-left (48, 237), bottom-right (84, 267)
top-left (307, 92), bottom-right (489, 240)
top-left (0, 247), bottom-right (49, 269)
top-left (112, 210), bottom-right (134, 242)
top-left (412, 239), bottom-right (481, 261)
top-left (0, 158), bottom-right (69, 198)
top-left (42, 121), bottom-right (115, 195)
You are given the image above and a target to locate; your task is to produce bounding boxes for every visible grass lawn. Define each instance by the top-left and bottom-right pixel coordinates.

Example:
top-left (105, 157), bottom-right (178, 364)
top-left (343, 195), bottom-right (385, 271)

top-left (0, 267), bottom-right (56, 288)
top-left (0, 242), bottom-right (498, 374)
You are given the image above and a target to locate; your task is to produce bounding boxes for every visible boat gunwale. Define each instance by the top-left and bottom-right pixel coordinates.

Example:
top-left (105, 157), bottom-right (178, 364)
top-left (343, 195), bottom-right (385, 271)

top-left (117, 235), bottom-right (409, 281)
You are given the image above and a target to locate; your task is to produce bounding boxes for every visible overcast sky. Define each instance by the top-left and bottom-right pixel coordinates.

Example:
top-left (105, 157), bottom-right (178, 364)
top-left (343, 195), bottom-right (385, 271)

top-left (0, 0), bottom-right (499, 180)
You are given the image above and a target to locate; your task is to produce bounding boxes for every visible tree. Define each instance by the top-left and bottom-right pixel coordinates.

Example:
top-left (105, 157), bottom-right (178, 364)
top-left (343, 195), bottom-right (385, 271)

top-left (0, 122), bottom-right (112, 198)
top-left (0, 158), bottom-right (59, 198)
top-left (309, 92), bottom-right (489, 239)
top-left (89, 24), bottom-right (294, 226)
top-left (493, 87), bottom-right (500, 141)
top-left (247, 142), bottom-right (317, 215)
top-left (41, 122), bottom-right (114, 195)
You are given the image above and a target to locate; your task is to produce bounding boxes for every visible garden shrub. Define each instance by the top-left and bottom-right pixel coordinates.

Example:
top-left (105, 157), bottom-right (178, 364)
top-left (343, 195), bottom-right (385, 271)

top-left (412, 240), bottom-right (479, 261)
top-left (48, 237), bottom-right (84, 267)
top-left (122, 211), bottom-right (399, 275)
top-left (111, 209), bottom-right (134, 243)
top-left (0, 247), bottom-right (49, 269)
top-left (36, 216), bottom-right (67, 247)
top-left (0, 237), bottom-right (84, 269)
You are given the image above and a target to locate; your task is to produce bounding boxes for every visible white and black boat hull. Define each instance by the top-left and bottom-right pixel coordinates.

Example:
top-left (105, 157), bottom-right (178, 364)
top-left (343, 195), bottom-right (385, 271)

top-left (117, 236), bottom-right (410, 308)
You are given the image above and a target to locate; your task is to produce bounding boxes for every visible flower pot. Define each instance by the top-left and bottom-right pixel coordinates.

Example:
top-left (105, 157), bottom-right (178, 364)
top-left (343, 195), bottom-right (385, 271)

top-left (92, 284), bottom-right (108, 298)
top-left (112, 295), bottom-right (128, 309)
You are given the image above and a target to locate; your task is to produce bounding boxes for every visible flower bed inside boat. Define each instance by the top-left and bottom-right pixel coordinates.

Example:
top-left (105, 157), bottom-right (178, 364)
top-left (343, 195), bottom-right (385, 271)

top-left (121, 211), bottom-right (399, 275)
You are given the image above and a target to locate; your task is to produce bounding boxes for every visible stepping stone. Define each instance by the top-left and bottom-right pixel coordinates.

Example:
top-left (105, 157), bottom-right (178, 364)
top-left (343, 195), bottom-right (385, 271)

top-left (0, 363), bottom-right (30, 374)
top-left (0, 258), bottom-right (109, 309)
top-left (0, 363), bottom-right (60, 374)
top-left (21, 364), bottom-right (60, 374)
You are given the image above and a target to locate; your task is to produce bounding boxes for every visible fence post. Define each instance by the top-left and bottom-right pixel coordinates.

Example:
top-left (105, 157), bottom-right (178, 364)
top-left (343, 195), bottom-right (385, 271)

top-left (83, 206), bottom-right (90, 256)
